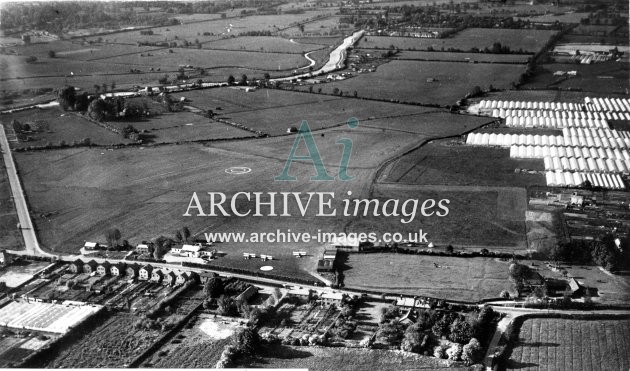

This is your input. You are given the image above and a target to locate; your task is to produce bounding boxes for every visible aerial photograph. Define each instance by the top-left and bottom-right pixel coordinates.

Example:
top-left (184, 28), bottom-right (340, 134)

top-left (0, 0), bottom-right (629, 369)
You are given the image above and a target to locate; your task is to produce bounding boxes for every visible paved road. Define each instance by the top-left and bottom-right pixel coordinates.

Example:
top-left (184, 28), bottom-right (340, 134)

top-left (0, 126), bottom-right (52, 257)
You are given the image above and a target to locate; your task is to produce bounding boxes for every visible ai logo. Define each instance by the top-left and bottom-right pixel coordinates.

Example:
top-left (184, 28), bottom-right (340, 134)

top-left (275, 117), bottom-right (358, 181)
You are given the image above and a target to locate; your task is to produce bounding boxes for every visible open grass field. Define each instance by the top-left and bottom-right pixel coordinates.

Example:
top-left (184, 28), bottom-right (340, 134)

top-left (359, 185), bottom-right (528, 250)
top-left (384, 139), bottom-right (545, 187)
top-left (344, 253), bottom-right (510, 302)
top-left (84, 11), bottom-right (334, 45)
top-left (0, 154), bottom-right (23, 250)
top-left (246, 343), bottom-right (463, 370)
top-left (343, 254), bottom-right (511, 302)
top-left (1, 107), bottom-right (134, 148)
top-left (506, 317), bottom-right (630, 371)
top-left (391, 50), bottom-right (531, 63)
top-left (296, 60), bottom-right (524, 105)
top-left (202, 36), bottom-right (327, 53)
top-left (358, 29), bottom-right (557, 53)
top-left (95, 48), bottom-right (312, 72)
top-left (175, 88), bottom-right (488, 136)
top-left (107, 110), bottom-right (255, 143)
top-left (14, 103), bottom-right (490, 265)
top-left (521, 62), bottom-right (630, 94)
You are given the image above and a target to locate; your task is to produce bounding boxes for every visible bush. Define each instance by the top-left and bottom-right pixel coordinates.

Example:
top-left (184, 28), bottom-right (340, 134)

top-left (433, 345), bottom-right (446, 359)
top-left (462, 338), bottom-right (482, 365)
top-left (446, 343), bottom-right (462, 361)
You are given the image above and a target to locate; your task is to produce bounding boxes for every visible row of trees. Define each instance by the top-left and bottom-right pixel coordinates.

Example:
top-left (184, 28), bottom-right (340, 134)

top-left (538, 233), bottom-right (630, 272)
top-left (375, 304), bottom-right (494, 365)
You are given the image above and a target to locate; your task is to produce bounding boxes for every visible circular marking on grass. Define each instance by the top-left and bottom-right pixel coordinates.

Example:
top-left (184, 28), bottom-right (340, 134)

top-left (347, 117), bottom-right (359, 129)
top-left (260, 266), bottom-right (274, 271)
top-left (225, 166), bottom-right (252, 175)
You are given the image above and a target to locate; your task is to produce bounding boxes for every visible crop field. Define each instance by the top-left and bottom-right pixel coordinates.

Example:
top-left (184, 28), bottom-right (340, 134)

top-left (521, 62), bottom-right (630, 94)
top-left (202, 36), bottom-right (326, 53)
top-left (145, 314), bottom-right (243, 368)
top-left (343, 254), bottom-right (511, 302)
top-left (282, 16), bottom-right (344, 36)
top-left (1, 107), bottom-right (134, 148)
top-left (246, 343), bottom-right (461, 370)
top-left (358, 29), bottom-right (557, 53)
top-left (297, 60), bottom-right (524, 105)
top-left (45, 312), bottom-right (163, 368)
top-left (364, 185), bottom-right (528, 250)
top-left (391, 50), bottom-right (531, 63)
top-left (0, 153), bottom-right (22, 250)
top-left (384, 139), bottom-right (545, 187)
top-left (507, 317), bottom-right (630, 371)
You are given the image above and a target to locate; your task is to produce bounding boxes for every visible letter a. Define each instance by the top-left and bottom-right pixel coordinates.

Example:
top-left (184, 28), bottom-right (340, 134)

top-left (275, 120), bottom-right (334, 181)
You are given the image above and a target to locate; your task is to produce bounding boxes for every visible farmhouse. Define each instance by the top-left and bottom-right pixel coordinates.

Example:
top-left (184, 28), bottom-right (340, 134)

top-left (139, 265), bottom-right (153, 280)
top-left (110, 262), bottom-right (126, 276)
top-left (69, 259), bottom-right (83, 273)
top-left (125, 264), bottom-right (140, 278)
top-left (96, 261), bottom-right (111, 276)
top-left (83, 260), bottom-right (98, 274)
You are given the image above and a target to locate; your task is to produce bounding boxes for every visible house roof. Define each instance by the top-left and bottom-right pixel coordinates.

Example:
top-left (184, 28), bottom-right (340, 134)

top-left (568, 278), bottom-right (581, 292)
top-left (72, 259), bottom-right (84, 266)
top-left (320, 292), bottom-right (343, 301)
top-left (330, 236), bottom-right (360, 247)
top-left (85, 260), bottom-right (98, 267)
top-left (84, 242), bottom-right (98, 248)
top-left (182, 244), bottom-right (201, 252)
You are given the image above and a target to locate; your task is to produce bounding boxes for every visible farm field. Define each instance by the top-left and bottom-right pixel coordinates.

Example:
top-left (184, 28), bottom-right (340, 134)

top-left (84, 11), bottom-right (335, 45)
top-left (95, 48), bottom-right (312, 72)
top-left (384, 139), bottom-right (545, 187)
top-left (176, 87), bottom-right (488, 136)
top-left (391, 50), bottom-right (531, 63)
top-left (246, 343), bottom-right (464, 370)
top-left (107, 110), bottom-right (255, 144)
top-left (297, 60), bottom-right (524, 105)
top-left (365, 185), bottom-right (528, 250)
top-left (44, 312), bottom-right (163, 367)
top-left (0, 152), bottom-right (22, 250)
top-left (0, 107), bottom-right (134, 148)
top-left (202, 36), bottom-right (327, 53)
top-left (506, 317), bottom-right (630, 371)
top-left (358, 29), bottom-right (557, 52)
top-left (342, 254), bottom-right (512, 302)
top-left (521, 62), bottom-right (630, 94)
top-left (13, 106), bottom-right (490, 262)
top-left (144, 314), bottom-right (243, 368)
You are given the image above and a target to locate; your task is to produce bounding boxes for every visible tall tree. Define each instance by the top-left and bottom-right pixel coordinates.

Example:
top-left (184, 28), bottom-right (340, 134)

top-left (57, 85), bottom-right (76, 110)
